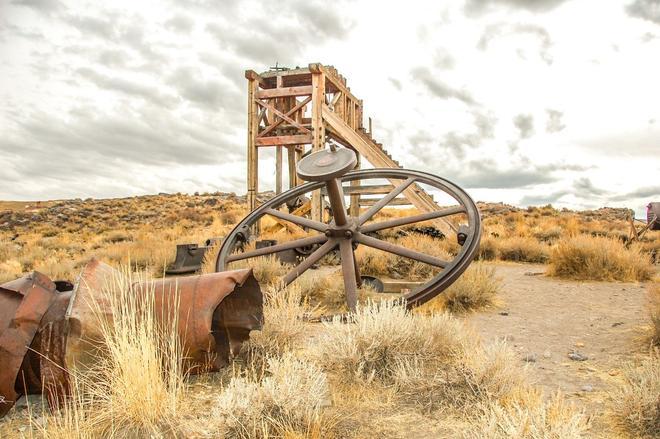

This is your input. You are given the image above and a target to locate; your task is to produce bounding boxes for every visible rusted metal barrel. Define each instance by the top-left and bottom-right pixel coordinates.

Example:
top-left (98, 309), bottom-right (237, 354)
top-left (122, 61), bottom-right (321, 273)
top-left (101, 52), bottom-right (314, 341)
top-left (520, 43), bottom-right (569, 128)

top-left (0, 259), bottom-right (263, 418)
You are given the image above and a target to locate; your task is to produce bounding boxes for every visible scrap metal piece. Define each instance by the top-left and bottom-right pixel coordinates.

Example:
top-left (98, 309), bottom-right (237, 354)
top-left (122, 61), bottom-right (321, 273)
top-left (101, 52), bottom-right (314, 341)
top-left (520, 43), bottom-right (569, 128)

top-left (166, 238), bottom-right (223, 275)
top-left (0, 272), bottom-right (58, 417)
top-left (648, 202), bottom-right (659, 231)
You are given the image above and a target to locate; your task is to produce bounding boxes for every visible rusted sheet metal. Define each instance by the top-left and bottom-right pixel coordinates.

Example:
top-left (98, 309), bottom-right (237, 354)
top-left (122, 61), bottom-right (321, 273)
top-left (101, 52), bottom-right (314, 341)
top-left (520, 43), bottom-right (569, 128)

top-left (65, 259), bottom-right (262, 374)
top-left (0, 272), bottom-right (58, 417)
top-left (150, 269), bottom-right (263, 372)
top-left (649, 202), bottom-right (660, 230)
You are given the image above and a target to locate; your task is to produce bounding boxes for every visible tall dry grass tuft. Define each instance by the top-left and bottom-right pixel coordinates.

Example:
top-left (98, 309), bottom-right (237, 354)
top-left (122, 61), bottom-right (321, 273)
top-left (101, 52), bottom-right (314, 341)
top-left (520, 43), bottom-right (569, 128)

top-left (419, 263), bottom-right (500, 314)
top-left (470, 391), bottom-right (589, 438)
top-left (649, 283), bottom-right (660, 346)
top-left (547, 235), bottom-right (654, 281)
top-left (213, 354), bottom-right (329, 439)
top-left (229, 254), bottom-right (289, 285)
top-left (497, 237), bottom-right (549, 263)
top-left (242, 283), bottom-right (312, 361)
top-left (610, 350), bottom-right (660, 438)
top-left (32, 267), bottom-right (188, 438)
top-left (315, 300), bottom-right (473, 384)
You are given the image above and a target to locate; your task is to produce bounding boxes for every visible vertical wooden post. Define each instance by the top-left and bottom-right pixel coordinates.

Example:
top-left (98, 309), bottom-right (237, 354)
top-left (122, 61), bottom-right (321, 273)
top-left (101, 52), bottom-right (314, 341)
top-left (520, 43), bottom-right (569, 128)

top-left (275, 145), bottom-right (282, 194)
top-left (349, 151), bottom-right (361, 217)
top-left (310, 63), bottom-right (326, 222)
top-left (287, 146), bottom-right (297, 188)
top-left (245, 70), bottom-right (259, 216)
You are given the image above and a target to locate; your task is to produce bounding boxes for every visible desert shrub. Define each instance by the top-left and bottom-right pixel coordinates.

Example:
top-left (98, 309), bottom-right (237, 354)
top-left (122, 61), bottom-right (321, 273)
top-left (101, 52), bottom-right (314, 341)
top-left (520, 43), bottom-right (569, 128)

top-left (610, 350), bottom-right (660, 438)
top-left (497, 237), bottom-right (549, 263)
top-left (532, 226), bottom-right (562, 242)
top-left (214, 355), bottom-right (329, 439)
top-left (477, 235), bottom-right (498, 261)
top-left (547, 236), bottom-right (654, 281)
top-left (229, 255), bottom-right (288, 285)
top-left (470, 391), bottom-right (589, 438)
top-left (419, 263), bottom-right (500, 314)
top-left (242, 284), bottom-right (311, 361)
top-left (315, 300), bottom-right (472, 384)
top-left (649, 283), bottom-right (660, 346)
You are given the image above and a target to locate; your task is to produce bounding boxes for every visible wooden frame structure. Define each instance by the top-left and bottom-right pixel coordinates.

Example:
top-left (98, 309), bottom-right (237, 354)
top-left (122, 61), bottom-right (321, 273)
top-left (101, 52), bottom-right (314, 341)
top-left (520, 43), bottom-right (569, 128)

top-left (245, 63), bottom-right (449, 232)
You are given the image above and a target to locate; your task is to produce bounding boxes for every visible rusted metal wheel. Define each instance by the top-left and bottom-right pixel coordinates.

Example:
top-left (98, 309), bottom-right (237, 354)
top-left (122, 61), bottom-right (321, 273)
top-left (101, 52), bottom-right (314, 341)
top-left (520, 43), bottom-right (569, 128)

top-left (216, 149), bottom-right (481, 312)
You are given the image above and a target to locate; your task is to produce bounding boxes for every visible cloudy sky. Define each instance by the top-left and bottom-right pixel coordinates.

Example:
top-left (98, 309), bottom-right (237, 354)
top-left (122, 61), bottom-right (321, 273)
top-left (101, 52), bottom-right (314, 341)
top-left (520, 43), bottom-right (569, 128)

top-left (1, 0), bottom-right (658, 216)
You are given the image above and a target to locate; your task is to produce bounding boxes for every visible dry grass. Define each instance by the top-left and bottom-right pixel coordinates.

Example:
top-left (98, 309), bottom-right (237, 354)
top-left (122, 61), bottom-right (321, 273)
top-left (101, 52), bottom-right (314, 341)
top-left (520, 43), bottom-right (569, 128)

top-left (496, 237), bottom-right (549, 264)
top-left (241, 283), bottom-right (312, 361)
top-left (610, 349), bottom-right (660, 438)
top-left (547, 235), bottom-right (654, 282)
top-left (213, 354), bottom-right (329, 439)
top-left (29, 267), bottom-right (188, 438)
top-left (649, 283), bottom-right (660, 346)
top-left (419, 262), bottom-right (500, 314)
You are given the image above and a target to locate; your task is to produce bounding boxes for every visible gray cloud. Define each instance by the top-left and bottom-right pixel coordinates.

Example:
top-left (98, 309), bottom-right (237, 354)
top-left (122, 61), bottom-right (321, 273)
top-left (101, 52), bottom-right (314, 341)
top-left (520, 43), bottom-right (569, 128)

top-left (164, 14), bottom-right (195, 33)
top-left (610, 185), bottom-right (660, 201)
top-left (168, 66), bottom-right (240, 109)
top-left (456, 160), bottom-right (557, 189)
top-left (513, 113), bottom-right (534, 138)
top-left (478, 23), bottom-right (553, 64)
top-left (545, 109), bottom-right (565, 133)
top-left (388, 77), bottom-right (402, 90)
top-left (411, 67), bottom-right (476, 106)
top-left (573, 177), bottom-right (608, 196)
top-left (519, 190), bottom-right (569, 206)
top-left (626, 0), bottom-right (660, 25)
top-left (466, 0), bottom-right (567, 14)
top-left (10, 0), bottom-right (63, 13)
top-left (77, 67), bottom-right (178, 108)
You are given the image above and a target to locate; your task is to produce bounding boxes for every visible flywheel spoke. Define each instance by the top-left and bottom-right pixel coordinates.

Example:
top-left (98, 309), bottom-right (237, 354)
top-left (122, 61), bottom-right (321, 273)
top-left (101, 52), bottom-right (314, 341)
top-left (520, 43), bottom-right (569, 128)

top-left (361, 205), bottom-right (465, 233)
top-left (355, 233), bottom-right (448, 268)
top-left (339, 239), bottom-right (358, 311)
top-left (265, 208), bottom-right (328, 232)
top-left (358, 177), bottom-right (416, 225)
top-left (226, 234), bottom-right (327, 263)
top-left (282, 239), bottom-right (338, 285)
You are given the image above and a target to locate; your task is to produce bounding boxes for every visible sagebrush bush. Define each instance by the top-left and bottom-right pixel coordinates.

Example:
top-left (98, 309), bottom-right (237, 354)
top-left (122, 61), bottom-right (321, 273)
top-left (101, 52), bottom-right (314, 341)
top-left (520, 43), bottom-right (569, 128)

top-left (547, 235), bottom-right (654, 281)
top-left (650, 283), bottom-right (660, 346)
top-left (214, 355), bottom-right (329, 439)
top-left (610, 350), bottom-right (660, 438)
top-left (419, 263), bottom-right (500, 313)
top-left (497, 237), bottom-right (549, 263)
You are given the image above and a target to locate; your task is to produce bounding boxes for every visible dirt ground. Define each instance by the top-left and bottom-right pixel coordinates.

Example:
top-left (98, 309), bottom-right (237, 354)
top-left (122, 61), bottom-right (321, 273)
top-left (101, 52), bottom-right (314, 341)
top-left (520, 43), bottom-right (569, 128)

top-left (469, 263), bottom-right (653, 435)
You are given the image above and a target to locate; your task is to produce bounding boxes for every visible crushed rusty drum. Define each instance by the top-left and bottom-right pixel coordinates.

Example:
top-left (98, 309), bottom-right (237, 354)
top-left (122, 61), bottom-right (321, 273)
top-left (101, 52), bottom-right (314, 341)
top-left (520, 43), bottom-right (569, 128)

top-left (0, 258), bottom-right (263, 418)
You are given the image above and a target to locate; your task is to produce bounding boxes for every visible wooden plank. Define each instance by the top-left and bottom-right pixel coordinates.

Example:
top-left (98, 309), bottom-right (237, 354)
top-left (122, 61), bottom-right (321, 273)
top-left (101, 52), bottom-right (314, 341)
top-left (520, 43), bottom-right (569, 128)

top-left (256, 85), bottom-right (313, 99)
top-left (349, 152), bottom-right (361, 217)
top-left (287, 146), bottom-right (297, 188)
top-left (256, 134), bottom-right (312, 146)
top-left (322, 184), bottom-right (394, 196)
top-left (360, 198), bottom-right (413, 206)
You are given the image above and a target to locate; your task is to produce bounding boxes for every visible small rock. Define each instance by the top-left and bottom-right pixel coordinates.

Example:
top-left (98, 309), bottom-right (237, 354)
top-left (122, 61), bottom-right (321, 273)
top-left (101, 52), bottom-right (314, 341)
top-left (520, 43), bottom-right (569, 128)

top-left (581, 385), bottom-right (594, 392)
top-left (611, 322), bottom-right (624, 327)
top-left (608, 369), bottom-right (620, 376)
top-left (543, 351), bottom-right (552, 359)
top-left (523, 354), bottom-right (537, 363)
top-left (499, 311), bottom-right (509, 316)
top-left (568, 351), bottom-right (588, 361)
top-left (575, 342), bottom-right (585, 347)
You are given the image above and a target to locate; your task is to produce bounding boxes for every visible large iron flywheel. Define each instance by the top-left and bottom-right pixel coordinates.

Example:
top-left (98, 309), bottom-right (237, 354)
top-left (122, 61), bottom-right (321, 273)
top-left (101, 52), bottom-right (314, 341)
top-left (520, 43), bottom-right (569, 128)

top-left (217, 147), bottom-right (481, 311)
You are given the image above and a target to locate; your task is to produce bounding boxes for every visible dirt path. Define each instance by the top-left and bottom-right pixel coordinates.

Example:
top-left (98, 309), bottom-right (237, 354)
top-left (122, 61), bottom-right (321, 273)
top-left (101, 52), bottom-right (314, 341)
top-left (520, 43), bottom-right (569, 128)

top-left (468, 263), bottom-right (651, 432)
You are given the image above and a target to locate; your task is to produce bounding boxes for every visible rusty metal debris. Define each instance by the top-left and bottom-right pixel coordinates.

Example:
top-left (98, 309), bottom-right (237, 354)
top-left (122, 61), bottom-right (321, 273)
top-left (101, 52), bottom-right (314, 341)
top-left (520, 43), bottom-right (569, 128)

top-left (0, 259), bottom-right (262, 418)
top-left (165, 238), bottom-right (223, 275)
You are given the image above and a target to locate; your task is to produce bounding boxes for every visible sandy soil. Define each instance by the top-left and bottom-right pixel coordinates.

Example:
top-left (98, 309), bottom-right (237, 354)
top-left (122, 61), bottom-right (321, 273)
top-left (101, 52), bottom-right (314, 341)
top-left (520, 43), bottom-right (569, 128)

top-left (469, 263), bottom-right (653, 434)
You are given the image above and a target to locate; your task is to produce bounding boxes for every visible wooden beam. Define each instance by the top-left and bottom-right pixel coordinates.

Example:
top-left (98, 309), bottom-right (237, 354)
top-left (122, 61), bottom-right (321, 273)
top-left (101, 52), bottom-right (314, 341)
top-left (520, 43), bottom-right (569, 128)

top-left (256, 86), bottom-right (313, 99)
top-left (287, 146), bottom-right (297, 188)
top-left (310, 69), bottom-right (326, 222)
top-left (258, 96), bottom-right (311, 137)
top-left (256, 134), bottom-right (313, 146)
top-left (247, 75), bottom-right (259, 233)
top-left (276, 145), bottom-right (282, 194)
top-left (322, 184), bottom-right (394, 196)
top-left (360, 198), bottom-right (413, 206)
top-left (256, 99), bottom-right (310, 134)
